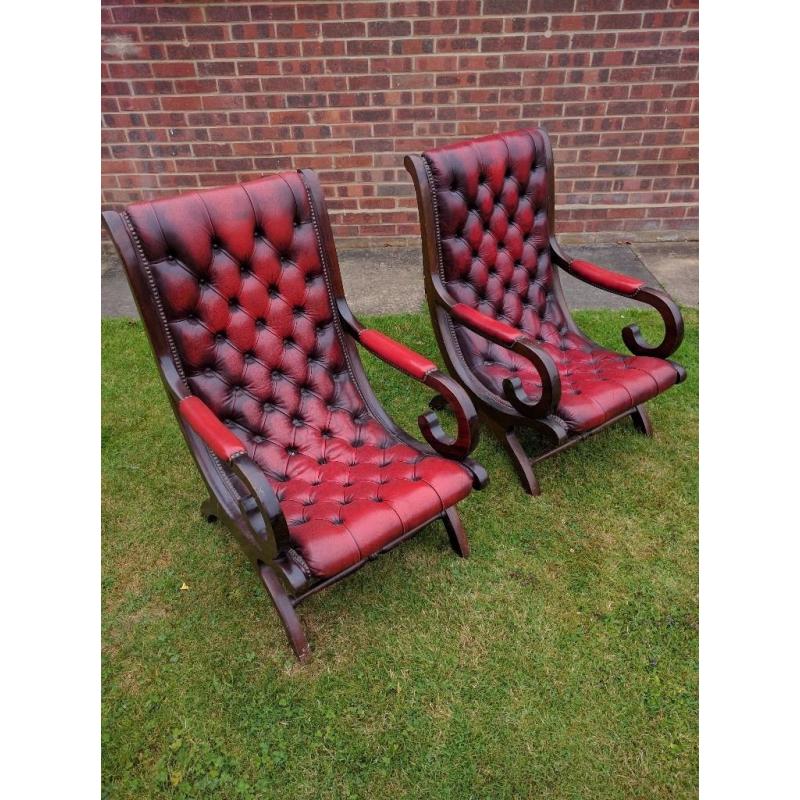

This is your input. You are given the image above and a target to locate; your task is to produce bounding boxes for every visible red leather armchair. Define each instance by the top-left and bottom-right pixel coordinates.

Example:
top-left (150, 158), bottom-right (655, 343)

top-left (103, 169), bottom-right (486, 661)
top-left (405, 127), bottom-right (686, 495)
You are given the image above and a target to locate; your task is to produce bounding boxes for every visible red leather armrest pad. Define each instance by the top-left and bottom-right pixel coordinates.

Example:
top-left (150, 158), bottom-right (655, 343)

top-left (569, 259), bottom-right (644, 296)
top-left (359, 328), bottom-right (437, 381)
top-left (179, 396), bottom-right (246, 461)
top-left (451, 303), bottom-right (521, 346)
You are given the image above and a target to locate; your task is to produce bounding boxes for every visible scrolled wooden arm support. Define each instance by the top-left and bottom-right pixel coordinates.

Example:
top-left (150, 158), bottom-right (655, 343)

top-left (227, 453), bottom-right (290, 562)
top-left (336, 300), bottom-right (479, 459)
top-left (178, 396), bottom-right (289, 561)
top-left (445, 300), bottom-right (561, 419)
top-left (415, 366), bottom-right (480, 459)
top-left (550, 243), bottom-right (685, 361)
top-left (620, 286), bottom-right (684, 360)
top-left (501, 338), bottom-right (562, 418)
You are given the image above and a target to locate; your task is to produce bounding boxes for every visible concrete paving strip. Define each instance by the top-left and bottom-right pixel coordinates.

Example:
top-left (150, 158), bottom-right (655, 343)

top-left (101, 240), bottom-right (698, 319)
top-left (630, 241), bottom-right (698, 308)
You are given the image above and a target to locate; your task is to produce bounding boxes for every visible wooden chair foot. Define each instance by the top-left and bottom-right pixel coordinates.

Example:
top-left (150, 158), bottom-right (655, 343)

top-left (200, 497), bottom-right (219, 524)
top-left (258, 563), bottom-right (311, 663)
top-left (490, 424), bottom-right (541, 496)
top-left (631, 404), bottom-right (653, 437)
top-left (441, 506), bottom-right (470, 558)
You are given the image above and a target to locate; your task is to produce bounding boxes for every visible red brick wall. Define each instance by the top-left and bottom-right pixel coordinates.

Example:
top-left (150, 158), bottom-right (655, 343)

top-left (101, 0), bottom-right (698, 244)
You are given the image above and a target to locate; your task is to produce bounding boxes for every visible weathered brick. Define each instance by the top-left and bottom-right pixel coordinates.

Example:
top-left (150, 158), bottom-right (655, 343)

top-left (413, 18), bottom-right (458, 36)
top-left (231, 23), bottom-right (274, 41)
top-left (321, 21), bottom-right (366, 38)
top-left (484, 0), bottom-right (528, 12)
top-left (112, 6), bottom-right (158, 24)
top-left (367, 20), bottom-right (411, 37)
top-left (550, 14), bottom-right (598, 31)
top-left (636, 48), bottom-right (681, 65)
top-left (203, 6), bottom-right (250, 23)
top-left (151, 62), bottom-right (196, 78)
top-left (250, 4), bottom-right (297, 21)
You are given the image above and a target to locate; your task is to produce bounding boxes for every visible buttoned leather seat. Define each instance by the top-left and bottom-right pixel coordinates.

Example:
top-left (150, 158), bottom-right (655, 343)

top-left (123, 173), bottom-right (474, 579)
top-left (256, 424), bottom-right (473, 579)
top-left (461, 330), bottom-right (678, 434)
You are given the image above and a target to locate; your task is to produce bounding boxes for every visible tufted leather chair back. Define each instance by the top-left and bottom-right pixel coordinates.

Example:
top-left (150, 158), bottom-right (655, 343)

top-left (121, 172), bottom-right (375, 485)
top-left (423, 128), bottom-right (573, 356)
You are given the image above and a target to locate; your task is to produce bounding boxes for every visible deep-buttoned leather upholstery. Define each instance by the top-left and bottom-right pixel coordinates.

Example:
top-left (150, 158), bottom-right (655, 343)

top-left (423, 128), bottom-right (679, 432)
top-left (123, 173), bottom-right (472, 578)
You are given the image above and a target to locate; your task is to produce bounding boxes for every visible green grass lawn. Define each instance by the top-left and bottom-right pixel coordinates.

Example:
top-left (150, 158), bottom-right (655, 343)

top-left (102, 307), bottom-right (698, 800)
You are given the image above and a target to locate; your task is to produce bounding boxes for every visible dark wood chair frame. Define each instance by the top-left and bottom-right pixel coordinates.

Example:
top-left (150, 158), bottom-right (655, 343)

top-left (405, 130), bottom-right (686, 496)
top-left (103, 169), bottom-right (487, 662)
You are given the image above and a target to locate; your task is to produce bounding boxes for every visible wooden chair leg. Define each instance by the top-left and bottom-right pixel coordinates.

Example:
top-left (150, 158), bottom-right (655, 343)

top-left (200, 497), bottom-right (219, 524)
top-left (489, 423), bottom-right (541, 496)
top-left (631, 404), bottom-right (653, 437)
top-left (441, 506), bottom-right (470, 558)
top-left (258, 563), bottom-right (311, 663)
